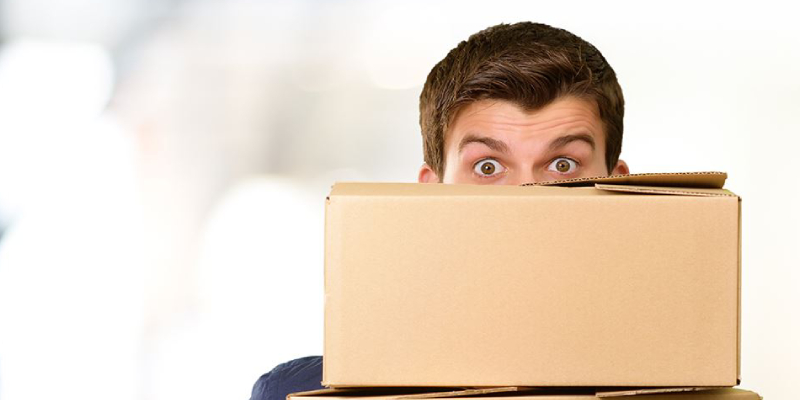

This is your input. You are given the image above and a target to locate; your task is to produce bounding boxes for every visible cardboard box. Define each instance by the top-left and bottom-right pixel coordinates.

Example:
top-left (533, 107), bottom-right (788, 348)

top-left (324, 172), bottom-right (741, 387)
top-left (290, 386), bottom-right (761, 400)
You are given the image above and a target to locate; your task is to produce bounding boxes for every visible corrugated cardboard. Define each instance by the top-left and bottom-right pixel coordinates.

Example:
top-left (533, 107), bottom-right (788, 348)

top-left (323, 172), bottom-right (741, 387)
top-left (289, 387), bottom-right (761, 400)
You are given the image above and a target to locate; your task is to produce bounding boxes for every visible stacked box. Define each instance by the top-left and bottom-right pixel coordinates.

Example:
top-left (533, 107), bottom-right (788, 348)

top-left (293, 173), bottom-right (760, 400)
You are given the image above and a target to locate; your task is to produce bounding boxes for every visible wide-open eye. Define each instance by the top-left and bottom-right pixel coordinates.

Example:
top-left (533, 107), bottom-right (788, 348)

top-left (473, 158), bottom-right (505, 177)
top-left (547, 157), bottom-right (578, 174)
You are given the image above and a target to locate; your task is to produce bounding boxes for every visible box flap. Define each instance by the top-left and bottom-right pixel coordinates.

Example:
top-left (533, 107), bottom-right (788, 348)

top-left (327, 172), bottom-right (730, 199)
top-left (594, 184), bottom-right (738, 197)
top-left (531, 172), bottom-right (727, 189)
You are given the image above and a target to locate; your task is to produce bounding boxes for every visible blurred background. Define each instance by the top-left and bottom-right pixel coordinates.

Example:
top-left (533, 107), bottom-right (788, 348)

top-left (0, 0), bottom-right (797, 399)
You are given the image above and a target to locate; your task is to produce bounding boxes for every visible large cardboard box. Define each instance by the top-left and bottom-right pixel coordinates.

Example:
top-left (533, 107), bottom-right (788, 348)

top-left (290, 387), bottom-right (761, 400)
top-left (323, 172), bottom-right (741, 387)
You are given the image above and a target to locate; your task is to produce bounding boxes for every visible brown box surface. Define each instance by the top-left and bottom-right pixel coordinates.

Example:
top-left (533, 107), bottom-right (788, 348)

top-left (323, 172), bottom-right (741, 387)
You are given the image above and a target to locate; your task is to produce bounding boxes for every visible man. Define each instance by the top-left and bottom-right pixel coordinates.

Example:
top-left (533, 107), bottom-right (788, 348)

top-left (250, 21), bottom-right (628, 400)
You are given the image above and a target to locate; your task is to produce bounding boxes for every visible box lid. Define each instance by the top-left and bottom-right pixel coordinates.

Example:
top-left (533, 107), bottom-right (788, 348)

top-left (531, 172), bottom-right (727, 188)
top-left (329, 172), bottom-right (736, 198)
top-left (534, 172), bottom-right (736, 197)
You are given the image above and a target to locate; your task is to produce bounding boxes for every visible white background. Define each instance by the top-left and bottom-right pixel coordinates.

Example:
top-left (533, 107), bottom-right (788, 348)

top-left (0, 0), bottom-right (797, 399)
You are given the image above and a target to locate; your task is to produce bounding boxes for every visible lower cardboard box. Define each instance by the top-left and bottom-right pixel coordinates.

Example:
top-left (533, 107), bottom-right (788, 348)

top-left (289, 386), bottom-right (761, 400)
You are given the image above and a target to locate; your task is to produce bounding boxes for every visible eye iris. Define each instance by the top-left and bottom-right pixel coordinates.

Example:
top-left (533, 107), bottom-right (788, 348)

top-left (556, 159), bottom-right (570, 172)
top-left (481, 162), bottom-right (495, 175)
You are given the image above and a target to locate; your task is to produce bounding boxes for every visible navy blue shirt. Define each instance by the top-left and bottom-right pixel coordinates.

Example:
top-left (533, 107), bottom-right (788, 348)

top-left (250, 356), bottom-right (324, 400)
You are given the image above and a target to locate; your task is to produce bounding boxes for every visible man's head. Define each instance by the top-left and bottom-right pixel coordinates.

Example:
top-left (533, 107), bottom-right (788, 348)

top-left (418, 22), bottom-right (629, 184)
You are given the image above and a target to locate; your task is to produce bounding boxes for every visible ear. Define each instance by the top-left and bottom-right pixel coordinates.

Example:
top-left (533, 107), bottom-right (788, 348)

top-left (610, 159), bottom-right (630, 176)
top-left (418, 164), bottom-right (440, 183)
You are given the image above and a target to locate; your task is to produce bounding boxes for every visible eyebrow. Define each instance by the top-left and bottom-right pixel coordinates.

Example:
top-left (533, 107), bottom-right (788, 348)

top-left (548, 133), bottom-right (596, 152)
top-left (458, 134), bottom-right (511, 154)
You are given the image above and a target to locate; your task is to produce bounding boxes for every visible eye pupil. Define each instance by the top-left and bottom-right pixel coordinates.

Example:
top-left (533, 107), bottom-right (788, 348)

top-left (481, 162), bottom-right (495, 175)
top-left (556, 160), bottom-right (570, 172)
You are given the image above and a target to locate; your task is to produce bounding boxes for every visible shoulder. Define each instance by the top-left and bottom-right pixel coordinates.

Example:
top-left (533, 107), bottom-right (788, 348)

top-left (250, 356), bottom-right (324, 400)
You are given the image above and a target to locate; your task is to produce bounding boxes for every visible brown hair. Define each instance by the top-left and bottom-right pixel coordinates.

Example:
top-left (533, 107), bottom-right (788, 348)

top-left (419, 22), bottom-right (624, 178)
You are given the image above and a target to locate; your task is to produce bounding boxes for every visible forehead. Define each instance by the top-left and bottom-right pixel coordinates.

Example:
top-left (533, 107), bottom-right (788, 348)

top-left (445, 97), bottom-right (605, 146)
